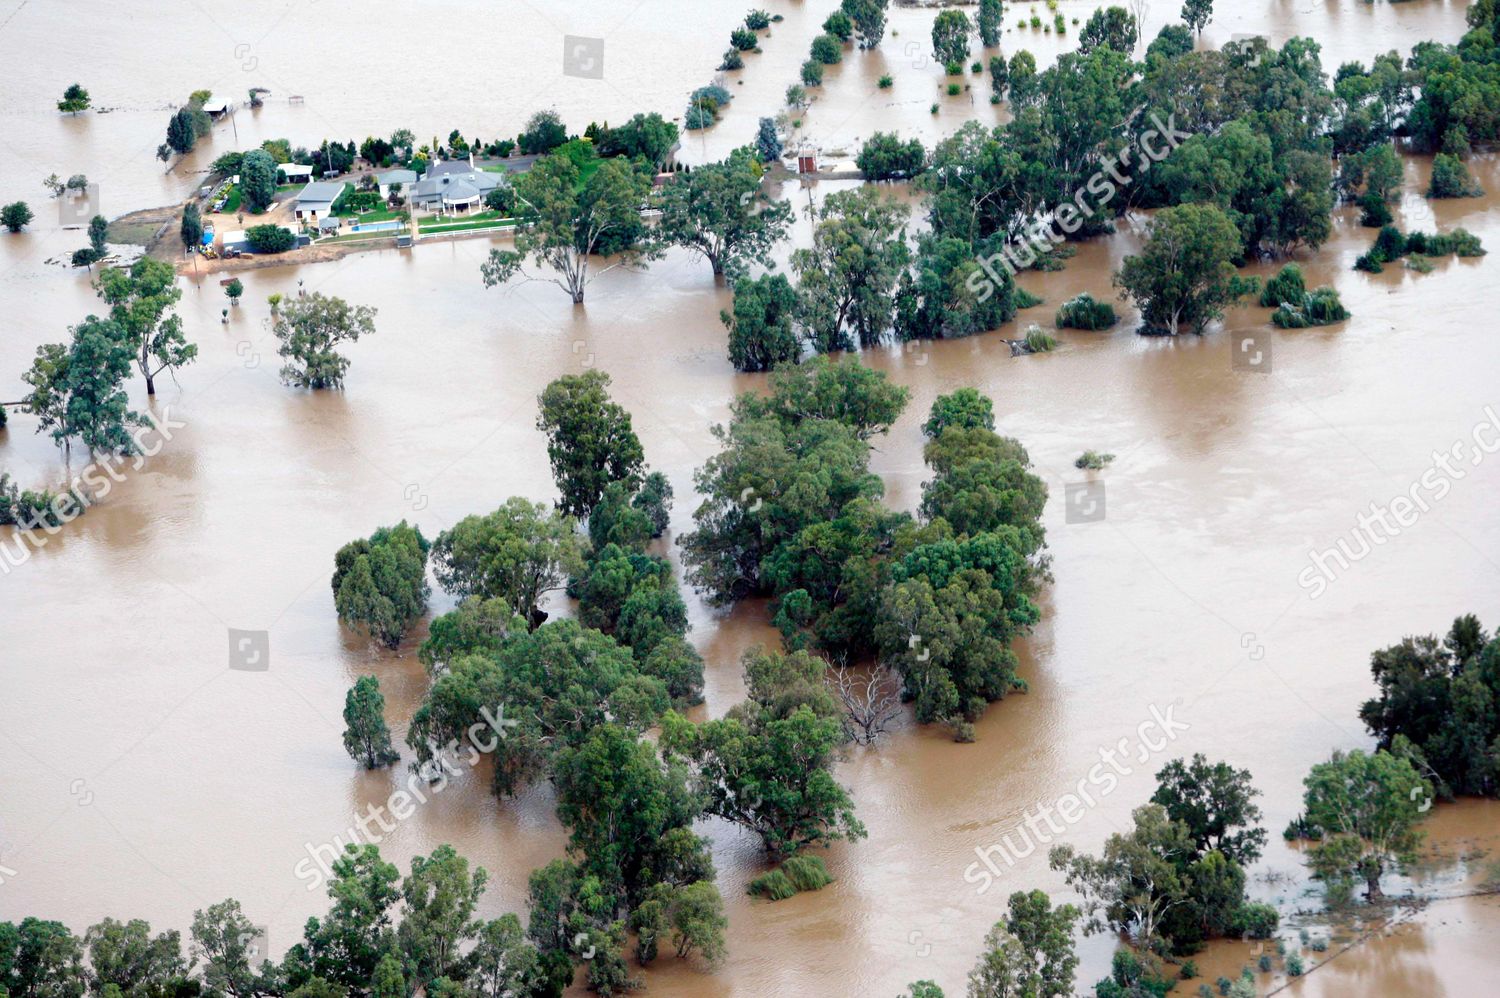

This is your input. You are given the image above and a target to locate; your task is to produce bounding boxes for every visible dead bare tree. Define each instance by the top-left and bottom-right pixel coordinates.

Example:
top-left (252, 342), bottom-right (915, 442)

top-left (831, 667), bottom-right (902, 745)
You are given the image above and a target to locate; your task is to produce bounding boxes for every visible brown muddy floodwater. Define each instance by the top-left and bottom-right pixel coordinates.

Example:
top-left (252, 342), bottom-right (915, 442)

top-left (3, 2), bottom-right (1499, 996)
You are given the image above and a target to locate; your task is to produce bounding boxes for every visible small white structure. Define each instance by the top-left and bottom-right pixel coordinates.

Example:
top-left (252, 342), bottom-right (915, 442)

top-left (202, 99), bottom-right (229, 118)
top-left (277, 164), bottom-right (315, 184)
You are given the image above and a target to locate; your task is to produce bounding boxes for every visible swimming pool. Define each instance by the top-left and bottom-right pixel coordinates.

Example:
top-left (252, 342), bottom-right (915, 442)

top-left (349, 220), bottom-right (402, 233)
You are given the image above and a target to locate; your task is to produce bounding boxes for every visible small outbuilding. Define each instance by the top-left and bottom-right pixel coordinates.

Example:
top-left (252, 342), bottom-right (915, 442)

top-left (294, 181), bottom-right (346, 221)
top-left (317, 216), bottom-right (341, 235)
top-left (377, 169), bottom-right (418, 201)
top-left (277, 164), bottom-right (315, 184)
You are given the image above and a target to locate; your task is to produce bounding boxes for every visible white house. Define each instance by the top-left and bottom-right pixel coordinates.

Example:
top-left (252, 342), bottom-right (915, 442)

top-left (294, 181), bottom-right (346, 221)
top-left (408, 158), bottom-right (505, 214)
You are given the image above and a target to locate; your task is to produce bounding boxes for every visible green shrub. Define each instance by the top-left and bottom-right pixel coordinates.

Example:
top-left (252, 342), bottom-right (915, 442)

top-left (801, 60), bottom-right (825, 86)
top-left (1287, 953), bottom-right (1305, 976)
top-left (1259, 264), bottom-right (1306, 308)
top-left (747, 869), bottom-right (796, 901)
top-left (1428, 153), bottom-right (1482, 198)
top-left (822, 11), bottom-right (853, 41)
top-left (1055, 292), bottom-right (1117, 329)
top-left (1074, 450), bottom-right (1115, 470)
top-left (1373, 224), bottom-right (1406, 262)
top-left (1179, 961), bottom-right (1198, 980)
top-left (1257, 954), bottom-right (1272, 972)
top-left (1013, 285), bottom-right (1044, 309)
top-left (878, 74), bottom-right (893, 88)
top-left (1272, 286), bottom-right (1349, 327)
top-left (946, 83), bottom-right (962, 96)
top-left (1023, 324), bottom-right (1057, 353)
top-left (811, 34), bottom-right (842, 65)
top-left (745, 9), bottom-right (770, 30)
top-left (1233, 903), bottom-right (1280, 940)
top-left (730, 27), bottom-right (758, 51)
top-left (1358, 191), bottom-right (1392, 227)
top-left (1310, 937), bottom-right (1328, 952)
top-left (719, 49), bottom-right (745, 71)
top-left (781, 855), bottom-right (833, 892)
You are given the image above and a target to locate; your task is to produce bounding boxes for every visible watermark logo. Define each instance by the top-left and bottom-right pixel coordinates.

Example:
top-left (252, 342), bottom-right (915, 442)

top-left (1229, 33), bottom-right (1267, 69)
top-left (1299, 406), bottom-right (1500, 599)
top-left (571, 340), bottom-right (595, 367)
top-left (967, 113), bottom-right (1192, 299)
top-left (1231, 331), bottom-right (1272, 373)
top-left (58, 183), bottom-right (101, 226)
top-left (1, 408), bottom-right (186, 576)
top-left (571, 932), bottom-right (597, 960)
top-left (228, 628), bottom-right (269, 671)
top-left (295, 704), bottom-right (518, 890)
top-left (1409, 785), bottom-right (1433, 813)
top-left (70, 779), bottom-right (94, 806)
top-left (238, 925), bottom-right (269, 967)
top-left (1064, 481), bottom-right (1106, 524)
top-left (234, 43), bottom-right (259, 72)
top-left (564, 35), bottom-right (604, 79)
top-left (403, 483), bottom-right (429, 512)
top-left (907, 930), bottom-right (932, 957)
top-left (964, 701), bottom-right (1190, 894)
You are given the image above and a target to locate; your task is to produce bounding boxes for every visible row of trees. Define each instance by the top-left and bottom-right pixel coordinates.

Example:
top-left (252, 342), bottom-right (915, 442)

top-left (0, 841), bottom-right (651, 998)
top-left (482, 142), bottom-right (789, 303)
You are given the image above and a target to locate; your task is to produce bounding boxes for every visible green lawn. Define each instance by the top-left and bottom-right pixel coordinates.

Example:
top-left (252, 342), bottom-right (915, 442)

top-left (221, 186), bottom-right (242, 212)
top-left (420, 216), bottom-right (516, 235)
top-left (354, 208), bottom-right (403, 224)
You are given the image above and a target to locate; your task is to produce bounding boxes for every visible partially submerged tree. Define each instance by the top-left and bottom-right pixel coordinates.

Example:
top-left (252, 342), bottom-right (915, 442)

top-left (332, 521), bottom-right (431, 648)
top-left (535, 369), bottom-right (645, 518)
top-left (57, 82), bottom-right (92, 114)
top-left (656, 146), bottom-right (792, 279)
top-left (1293, 748), bottom-right (1431, 900)
top-left (342, 675), bottom-right (400, 768)
top-left (480, 153), bottom-right (659, 303)
top-left (272, 292), bottom-right (377, 389)
top-left (1114, 204), bottom-right (1256, 335)
top-left (430, 497), bottom-right (584, 626)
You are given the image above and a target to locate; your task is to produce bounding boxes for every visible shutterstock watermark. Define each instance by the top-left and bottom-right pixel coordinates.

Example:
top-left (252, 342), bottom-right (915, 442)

top-left (963, 701), bottom-right (1190, 894)
top-left (967, 113), bottom-right (1192, 302)
top-left (1, 408), bottom-right (185, 575)
top-left (1299, 405), bottom-right (1500, 599)
top-left (294, 705), bottom-right (518, 890)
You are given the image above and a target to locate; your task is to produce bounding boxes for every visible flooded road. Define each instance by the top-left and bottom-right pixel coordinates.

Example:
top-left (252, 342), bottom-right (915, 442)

top-left (3, 2), bottom-right (1499, 996)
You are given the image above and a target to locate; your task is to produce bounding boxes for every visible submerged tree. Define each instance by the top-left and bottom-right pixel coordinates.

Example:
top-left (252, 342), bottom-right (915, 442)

top-left (342, 675), bottom-right (399, 768)
top-left (273, 292), bottom-right (377, 389)
top-left (1294, 748), bottom-right (1431, 900)
top-left (1114, 204), bottom-right (1256, 335)
top-left (332, 521), bottom-right (431, 648)
top-left (536, 369), bottom-right (645, 518)
top-left (430, 498), bottom-right (584, 627)
top-left (481, 153), bottom-right (659, 303)
top-left (657, 146), bottom-right (792, 279)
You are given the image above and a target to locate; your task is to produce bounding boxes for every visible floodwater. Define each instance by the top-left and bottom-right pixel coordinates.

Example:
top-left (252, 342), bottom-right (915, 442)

top-left (3, 2), bottom-right (1498, 996)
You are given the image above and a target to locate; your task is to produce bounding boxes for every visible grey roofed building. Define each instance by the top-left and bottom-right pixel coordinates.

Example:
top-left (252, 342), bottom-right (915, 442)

top-left (294, 181), bottom-right (346, 219)
top-left (377, 169), bottom-right (419, 200)
top-left (408, 157), bottom-right (504, 212)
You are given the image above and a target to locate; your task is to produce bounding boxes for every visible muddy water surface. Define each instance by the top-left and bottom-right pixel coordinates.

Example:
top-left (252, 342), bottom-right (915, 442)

top-left (3, 2), bottom-right (1499, 996)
